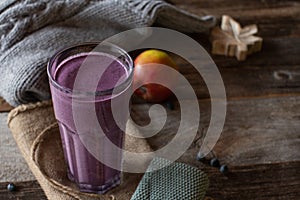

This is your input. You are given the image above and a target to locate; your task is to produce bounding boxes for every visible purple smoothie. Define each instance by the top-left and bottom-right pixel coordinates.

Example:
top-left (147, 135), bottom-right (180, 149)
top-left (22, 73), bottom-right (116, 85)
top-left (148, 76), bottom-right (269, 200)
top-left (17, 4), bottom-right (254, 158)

top-left (48, 45), bottom-right (132, 194)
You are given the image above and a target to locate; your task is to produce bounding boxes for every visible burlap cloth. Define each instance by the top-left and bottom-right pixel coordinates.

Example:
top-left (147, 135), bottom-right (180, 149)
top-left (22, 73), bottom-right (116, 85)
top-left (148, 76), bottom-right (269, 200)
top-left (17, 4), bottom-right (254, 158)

top-left (7, 101), bottom-right (152, 200)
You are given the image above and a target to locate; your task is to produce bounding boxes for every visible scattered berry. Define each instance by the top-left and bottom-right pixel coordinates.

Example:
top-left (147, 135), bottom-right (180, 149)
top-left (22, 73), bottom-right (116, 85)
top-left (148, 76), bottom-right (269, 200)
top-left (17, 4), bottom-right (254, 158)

top-left (220, 165), bottom-right (229, 175)
top-left (196, 152), bottom-right (205, 161)
top-left (7, 183), bottom-right (16, 191)
top-left (210, 158), bottom-right (220, 168)
top-left (166, 101), bottom-right (174, 110)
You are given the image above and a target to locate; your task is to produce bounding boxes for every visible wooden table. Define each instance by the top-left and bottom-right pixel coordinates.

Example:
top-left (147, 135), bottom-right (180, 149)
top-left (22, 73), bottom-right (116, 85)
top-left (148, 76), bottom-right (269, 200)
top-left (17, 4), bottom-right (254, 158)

top-left (1, 0), bottom-right (299, 199)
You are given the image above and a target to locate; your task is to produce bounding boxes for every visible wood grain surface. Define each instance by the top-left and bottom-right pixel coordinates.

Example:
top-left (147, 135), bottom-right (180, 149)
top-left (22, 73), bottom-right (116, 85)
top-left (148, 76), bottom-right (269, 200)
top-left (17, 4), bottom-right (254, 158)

top-left (132, 96), bottom-right (300, 165)
top-left (0, 113), bottom-right (35, 182)
top-left (0, 181), bottom-right (46, 200)
top-left (0, 98), bottom-right (13, 112)
top-left (1, 0), bottom-right (299, 199)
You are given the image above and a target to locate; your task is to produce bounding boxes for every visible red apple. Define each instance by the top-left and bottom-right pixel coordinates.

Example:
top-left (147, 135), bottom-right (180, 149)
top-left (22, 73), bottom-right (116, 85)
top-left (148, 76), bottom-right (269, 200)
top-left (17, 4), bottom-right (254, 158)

top-left (133, 49), bottom-right (178, 103)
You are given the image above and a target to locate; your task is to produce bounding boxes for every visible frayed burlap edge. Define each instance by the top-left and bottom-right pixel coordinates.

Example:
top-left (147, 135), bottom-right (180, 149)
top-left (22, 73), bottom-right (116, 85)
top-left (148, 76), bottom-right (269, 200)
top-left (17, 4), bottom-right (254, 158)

top-left (31, 123), bottom-right (108, 200)
top-left (7, 101), bottom-right (149, 200)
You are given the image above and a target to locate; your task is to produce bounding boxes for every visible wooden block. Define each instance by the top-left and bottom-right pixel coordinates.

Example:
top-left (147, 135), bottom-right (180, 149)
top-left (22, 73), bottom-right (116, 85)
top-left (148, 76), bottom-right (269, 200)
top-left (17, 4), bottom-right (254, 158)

top-left (210, 15), bottom-right (263, 61)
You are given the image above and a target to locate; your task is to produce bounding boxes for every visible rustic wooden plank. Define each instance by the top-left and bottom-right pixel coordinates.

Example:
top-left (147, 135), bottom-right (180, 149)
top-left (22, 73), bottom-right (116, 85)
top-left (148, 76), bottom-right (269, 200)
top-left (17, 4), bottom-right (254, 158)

top-left (0, 98), bottom-right (13, 112)
top-left (169, 0), bottom-right (300, 10)
top-left (211, 96), bottom-right (300, 165)
top-left (169, 0), bottom-right (300, 21)
top-left (0, 113), bottom-right (35, 182)
top-left (180, 5), bottom-right (300, 27)
top-left (0, 181), bottom-right (46, 200)
top-left (131, 95), bottom-right (300, 199)
top-left (184, 34), bottom-right (300, 68)
top-left (1, 161), bottom-right (299, 200)
top-left (203, 161), bottom-right (300, 200)
top-left (176, 59), bottom-right (300, 99)
top-left (168, 0), bottom-right (300, 37)
top-left (161, 0), bottom-right (300, 68)
top-left (131, 96), bottom-right (300, 165)
top-left (210, 38), bottom-right (300, 67)
top-left (169, 0), bottom-right (300, 96)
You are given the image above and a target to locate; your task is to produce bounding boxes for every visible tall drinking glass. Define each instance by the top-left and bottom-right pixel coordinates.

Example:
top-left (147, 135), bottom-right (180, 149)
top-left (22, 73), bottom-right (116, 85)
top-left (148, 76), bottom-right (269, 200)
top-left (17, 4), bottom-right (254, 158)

top-left (47, 43), bottom-right (133, 194)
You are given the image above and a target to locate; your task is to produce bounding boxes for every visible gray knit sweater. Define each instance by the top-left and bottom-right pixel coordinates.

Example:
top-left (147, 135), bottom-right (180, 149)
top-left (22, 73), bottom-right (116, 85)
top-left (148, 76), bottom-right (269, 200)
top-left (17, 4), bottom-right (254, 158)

top-left (0, 0), bottom-right (215, 106)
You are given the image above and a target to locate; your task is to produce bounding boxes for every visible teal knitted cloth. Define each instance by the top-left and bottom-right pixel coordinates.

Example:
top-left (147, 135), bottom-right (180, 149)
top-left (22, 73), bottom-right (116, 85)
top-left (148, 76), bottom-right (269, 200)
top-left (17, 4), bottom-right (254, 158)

top-left (131, 157), bottom-right (209, 200)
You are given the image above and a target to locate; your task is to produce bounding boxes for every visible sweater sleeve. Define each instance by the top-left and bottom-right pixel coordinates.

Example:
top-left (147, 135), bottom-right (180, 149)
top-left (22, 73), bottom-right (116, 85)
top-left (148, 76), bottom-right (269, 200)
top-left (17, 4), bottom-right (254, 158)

top-left (0, 0), bottom-right (215, 106)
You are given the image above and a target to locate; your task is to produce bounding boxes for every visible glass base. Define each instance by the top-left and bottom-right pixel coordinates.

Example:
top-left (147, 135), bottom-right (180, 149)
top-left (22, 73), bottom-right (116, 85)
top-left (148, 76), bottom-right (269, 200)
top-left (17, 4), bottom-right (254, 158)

top-left (67, 169), bottom-right (121, 194)
top-left (57, 121), bottom-right (123, 194)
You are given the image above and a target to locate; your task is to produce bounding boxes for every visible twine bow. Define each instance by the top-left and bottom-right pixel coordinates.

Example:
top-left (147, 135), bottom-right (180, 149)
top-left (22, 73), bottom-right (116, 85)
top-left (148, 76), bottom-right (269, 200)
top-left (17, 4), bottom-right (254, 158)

top-left (211, 15), bottom-right (263, 61)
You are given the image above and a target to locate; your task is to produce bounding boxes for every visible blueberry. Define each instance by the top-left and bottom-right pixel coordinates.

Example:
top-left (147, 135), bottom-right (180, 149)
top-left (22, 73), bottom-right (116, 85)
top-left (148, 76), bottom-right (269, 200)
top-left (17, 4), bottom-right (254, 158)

top-left (196, 152), bottom-right (205, 161)
top-left (166, 101), bottom-right (174, 110)
top-left (7, 183), bottom-right (16, 191)
top-left (210, 158), bottom-right (220, 167)
top-left (220, 165), bottom-right (229, 175)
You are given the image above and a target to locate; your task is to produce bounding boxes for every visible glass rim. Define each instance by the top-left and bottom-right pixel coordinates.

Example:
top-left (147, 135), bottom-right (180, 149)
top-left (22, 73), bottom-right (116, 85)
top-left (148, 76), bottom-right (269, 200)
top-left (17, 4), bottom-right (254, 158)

top-left (47, 42), bottom-right (134, 97)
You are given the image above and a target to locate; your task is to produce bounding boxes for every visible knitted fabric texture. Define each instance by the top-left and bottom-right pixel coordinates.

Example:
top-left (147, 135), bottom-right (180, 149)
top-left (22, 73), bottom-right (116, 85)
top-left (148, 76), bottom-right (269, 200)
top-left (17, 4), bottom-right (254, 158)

top-left (0, 0), bottom-right (215, 106)
top-left (131, 157), bottom-right (209, 200)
